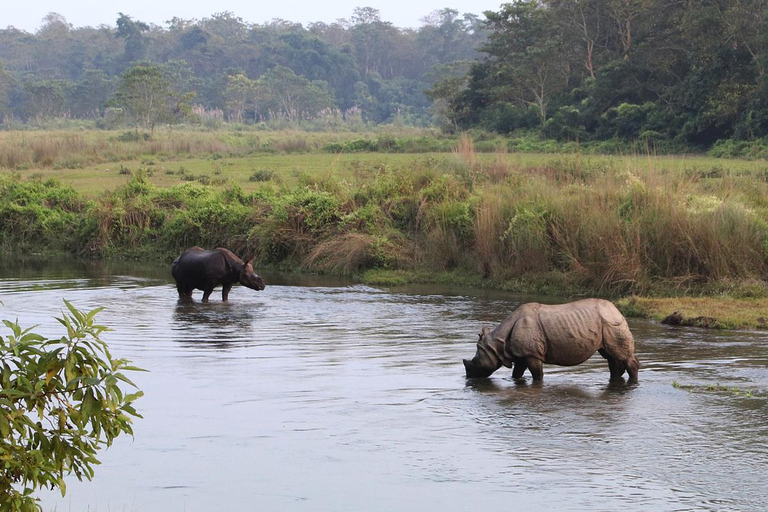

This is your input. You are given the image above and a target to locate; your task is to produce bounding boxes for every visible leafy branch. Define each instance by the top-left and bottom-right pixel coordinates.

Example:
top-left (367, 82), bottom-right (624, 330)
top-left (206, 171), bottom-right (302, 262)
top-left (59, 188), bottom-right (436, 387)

top-left (0, 300), bottom-right (144, 511)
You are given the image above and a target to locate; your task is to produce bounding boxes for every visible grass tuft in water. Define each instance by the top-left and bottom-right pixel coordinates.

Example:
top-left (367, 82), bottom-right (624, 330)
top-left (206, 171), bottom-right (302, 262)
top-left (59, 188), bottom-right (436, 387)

top-left (672, 381), bottom-right (755, 397)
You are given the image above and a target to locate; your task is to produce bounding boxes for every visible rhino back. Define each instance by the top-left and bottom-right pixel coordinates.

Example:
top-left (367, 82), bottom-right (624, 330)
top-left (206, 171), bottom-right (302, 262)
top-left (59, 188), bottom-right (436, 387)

top-left (538, 299), bottom-right (605, 365)
top-left (172, 249), bottom-right (228, 287)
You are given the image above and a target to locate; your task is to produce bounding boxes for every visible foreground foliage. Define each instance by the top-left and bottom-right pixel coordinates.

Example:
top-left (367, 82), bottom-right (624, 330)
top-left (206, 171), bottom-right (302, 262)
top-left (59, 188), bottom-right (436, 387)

top-left (0, 301), bottom-right (143, 511)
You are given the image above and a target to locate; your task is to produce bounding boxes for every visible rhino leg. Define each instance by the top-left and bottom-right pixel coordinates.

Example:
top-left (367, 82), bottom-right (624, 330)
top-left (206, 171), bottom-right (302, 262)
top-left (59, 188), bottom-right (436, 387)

top-left (512, 360), bottom-right (527, 379)
top-left (177, 283), bottom-right (193, 299)
top-left (526, 357), bottom-right (544, 381)
top-left (202, 287), bottom-right (214, 302)
top-left (222, 283), bottom-right (232, 301)
top-left (599, 349), bottom-right (626, 380)
top-left (625, 356), bottom-right (640, 382)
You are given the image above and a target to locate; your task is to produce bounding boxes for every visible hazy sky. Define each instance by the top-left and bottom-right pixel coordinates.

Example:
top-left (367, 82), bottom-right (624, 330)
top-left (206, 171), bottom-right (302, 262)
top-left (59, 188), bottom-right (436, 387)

top-left (3, 1), bottom-right (505, 32)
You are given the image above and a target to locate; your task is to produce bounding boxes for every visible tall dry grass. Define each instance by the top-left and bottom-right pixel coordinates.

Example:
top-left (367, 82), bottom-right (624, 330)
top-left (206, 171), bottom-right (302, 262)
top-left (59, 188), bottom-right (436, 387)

top-left (449, 140), bottom-right (768, 293)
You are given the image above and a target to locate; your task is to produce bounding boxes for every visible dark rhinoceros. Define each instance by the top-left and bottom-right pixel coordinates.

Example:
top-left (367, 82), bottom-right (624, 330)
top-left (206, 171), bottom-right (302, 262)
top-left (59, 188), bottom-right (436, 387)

top-left (171, 247), bottom-right (265, 302)
top-left (463, 299), bottom-right (639, 382)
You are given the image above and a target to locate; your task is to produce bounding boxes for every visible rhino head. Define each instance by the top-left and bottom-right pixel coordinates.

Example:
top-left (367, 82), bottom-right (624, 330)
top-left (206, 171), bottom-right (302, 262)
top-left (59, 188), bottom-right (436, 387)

top-left (239, 260), bottom-right (266, 291)
top-left (463, 327), bottom-right (503, 378)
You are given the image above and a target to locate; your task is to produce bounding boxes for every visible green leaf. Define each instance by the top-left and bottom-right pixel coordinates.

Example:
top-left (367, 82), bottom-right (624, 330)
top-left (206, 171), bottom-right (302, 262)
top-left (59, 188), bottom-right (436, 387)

top-left (0, 413), bottom-right (10, 437)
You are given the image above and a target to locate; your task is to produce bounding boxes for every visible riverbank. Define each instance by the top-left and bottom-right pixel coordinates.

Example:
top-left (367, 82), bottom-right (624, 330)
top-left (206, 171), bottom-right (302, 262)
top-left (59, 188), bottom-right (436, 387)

top-left (360, 269), bottom-right (768, 330)
top-left (2, 130), bottom-right (768, 329)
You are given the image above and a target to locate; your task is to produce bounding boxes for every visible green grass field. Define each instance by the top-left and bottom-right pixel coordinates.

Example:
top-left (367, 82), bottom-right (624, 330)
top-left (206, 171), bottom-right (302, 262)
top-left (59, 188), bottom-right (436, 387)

top-left (4, 128), bottom-right (768, 196)
top-left (9, 147), bottom-right (768, 197)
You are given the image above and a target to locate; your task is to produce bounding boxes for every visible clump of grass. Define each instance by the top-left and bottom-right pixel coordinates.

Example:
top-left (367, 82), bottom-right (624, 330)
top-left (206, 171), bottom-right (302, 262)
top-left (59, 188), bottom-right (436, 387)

top-left (672, 381), bottom-right (755, 397)
top-left (453, 133), bottom-right (477, 168)
top-left (306, 233), bottom-right (378, 274)
top-left (273, 137), bottom-right (312, 153)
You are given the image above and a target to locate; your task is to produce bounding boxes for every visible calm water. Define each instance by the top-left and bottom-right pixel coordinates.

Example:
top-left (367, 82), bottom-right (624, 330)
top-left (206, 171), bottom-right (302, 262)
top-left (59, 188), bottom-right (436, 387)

top-left (1, 260), bottom-right (766, 511)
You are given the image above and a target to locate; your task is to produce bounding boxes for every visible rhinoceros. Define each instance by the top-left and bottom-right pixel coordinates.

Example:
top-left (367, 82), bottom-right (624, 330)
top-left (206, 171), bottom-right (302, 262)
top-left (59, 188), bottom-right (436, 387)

top-left (463, 299), bottom-right (639, 382)
top-left (171, 247), bottom-right (266, 302)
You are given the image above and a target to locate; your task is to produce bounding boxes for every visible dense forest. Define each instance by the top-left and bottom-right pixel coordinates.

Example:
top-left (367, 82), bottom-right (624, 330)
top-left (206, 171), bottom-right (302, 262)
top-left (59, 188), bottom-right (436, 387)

top-left (441, 0), bottom-right (768, 150)
top-left (0, 8), bottom-right (486, 128)
top-left (3, 1), bottom-right (768, 151)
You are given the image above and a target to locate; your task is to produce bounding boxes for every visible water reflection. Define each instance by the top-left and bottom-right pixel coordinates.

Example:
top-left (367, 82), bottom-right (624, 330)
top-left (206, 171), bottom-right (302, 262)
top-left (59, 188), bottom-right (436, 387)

top-left (171, 300), bottom-right (258, 348)
top-left (0, 260), bottom-right (765, 511)
top-left (173, 300), bottom-right (257, 329)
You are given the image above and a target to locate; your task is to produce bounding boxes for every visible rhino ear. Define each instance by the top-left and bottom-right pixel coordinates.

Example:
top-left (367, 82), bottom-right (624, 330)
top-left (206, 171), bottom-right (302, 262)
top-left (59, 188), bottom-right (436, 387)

top-left (481, 326), bottom-right (491, 336)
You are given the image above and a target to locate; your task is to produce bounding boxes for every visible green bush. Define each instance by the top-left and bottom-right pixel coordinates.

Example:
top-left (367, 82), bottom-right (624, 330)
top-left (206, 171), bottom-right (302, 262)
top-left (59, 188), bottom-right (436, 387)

top-left (249, 169), bottom-right (275, 182)
top-left (1, 301), bottom-right (143, 511)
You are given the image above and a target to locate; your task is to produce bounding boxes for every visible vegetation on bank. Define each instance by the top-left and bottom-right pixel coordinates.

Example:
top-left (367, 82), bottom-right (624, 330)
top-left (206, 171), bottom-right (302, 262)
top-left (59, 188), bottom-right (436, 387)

top-left (617, 295), bottom-right (768, 330)
top-left (3, 132), bottom-right (768, 330)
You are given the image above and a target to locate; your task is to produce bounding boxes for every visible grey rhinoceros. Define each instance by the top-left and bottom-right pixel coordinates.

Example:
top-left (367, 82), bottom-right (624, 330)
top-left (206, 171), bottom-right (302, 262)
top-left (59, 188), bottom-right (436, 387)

top-left (463, 299), bottom-right (639, 382)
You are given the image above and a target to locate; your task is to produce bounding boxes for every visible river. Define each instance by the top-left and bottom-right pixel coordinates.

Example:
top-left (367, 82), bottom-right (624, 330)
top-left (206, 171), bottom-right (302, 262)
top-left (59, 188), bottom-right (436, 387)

top-left (0, 260), bottom-right (766, 511)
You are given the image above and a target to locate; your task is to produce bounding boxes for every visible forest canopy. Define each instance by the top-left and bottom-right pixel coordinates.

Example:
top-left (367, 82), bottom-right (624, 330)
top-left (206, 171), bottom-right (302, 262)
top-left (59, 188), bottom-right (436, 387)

top-left (2, 2), bottom-right (768, 150)
top-left (442, 0), bottom-right (768, 148)
top-left (0, 8), bottom-right (485, 127)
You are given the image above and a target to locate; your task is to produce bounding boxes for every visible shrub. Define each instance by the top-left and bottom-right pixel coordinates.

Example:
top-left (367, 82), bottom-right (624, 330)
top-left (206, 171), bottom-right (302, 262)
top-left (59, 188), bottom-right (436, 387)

top-left (249, 169), bottom-right (275, 182)
top-left (116, 131), bottom-right (150, 142)
top-left (0, 301), bottom-right (143, 511)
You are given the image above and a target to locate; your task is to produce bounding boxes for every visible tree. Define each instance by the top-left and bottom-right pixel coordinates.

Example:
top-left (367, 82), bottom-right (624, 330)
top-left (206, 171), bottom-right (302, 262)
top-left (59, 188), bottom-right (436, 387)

top-left (418, 9), bottom-right (484, 67)
top-left (34, 13), bottom-right (73, 79)
top-left (481, 1), bottom-right (568, 125)
top-left (115, 13), bottom-right (150, 65)
top-left (69, 69), bottom-right (114, 118)
top-left (23, 79), bottom-right (72, 121)
top-left (605, 0), bottom-right (653, 60)
top-left (112, 63), bottom-right (196, 136)
top-left (0, 301), bottom-right (142, 511)
top-left (255, 65), bottom-right (334, 121)
top-left (425, 61), bottom-right (471, 131)
top-left (715, 0), bottom-right (768, 77)
top-left (547, 0), bottom-right (608, 79)
top-left (350, 7), bottom-right (397, 78)
top-left (0, 63), bottom-right (13, 122)
top-left (224, 73), bottom-right (255, 123)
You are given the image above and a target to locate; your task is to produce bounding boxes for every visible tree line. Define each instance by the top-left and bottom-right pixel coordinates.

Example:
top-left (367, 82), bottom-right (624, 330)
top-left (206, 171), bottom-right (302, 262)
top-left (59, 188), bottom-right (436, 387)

top-left (0, 8), bottom-right (486, 128)
top-left (4, 2), bottom-right (768, 150)
top-left (433, 0), bottom-right (768, 149)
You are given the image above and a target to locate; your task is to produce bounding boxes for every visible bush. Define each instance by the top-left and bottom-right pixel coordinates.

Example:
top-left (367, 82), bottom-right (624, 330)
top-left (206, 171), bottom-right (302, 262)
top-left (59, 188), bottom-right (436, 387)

top-left (249, 169), bottom-right (275, 182)
top-left (0, 301), bottom-right (143, 511)
top-left (115, 131), bottom-right (150, 142)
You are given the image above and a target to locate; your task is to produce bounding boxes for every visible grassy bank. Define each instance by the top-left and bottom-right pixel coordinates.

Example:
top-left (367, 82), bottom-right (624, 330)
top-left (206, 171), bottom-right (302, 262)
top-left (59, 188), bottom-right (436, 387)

top-left (2, 130), bottom-right (768, 329)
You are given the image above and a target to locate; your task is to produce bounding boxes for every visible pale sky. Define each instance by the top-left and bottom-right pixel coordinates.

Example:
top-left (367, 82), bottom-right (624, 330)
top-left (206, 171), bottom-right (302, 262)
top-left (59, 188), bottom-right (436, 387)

top-left (2, 0), bottom-right (505, 32)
